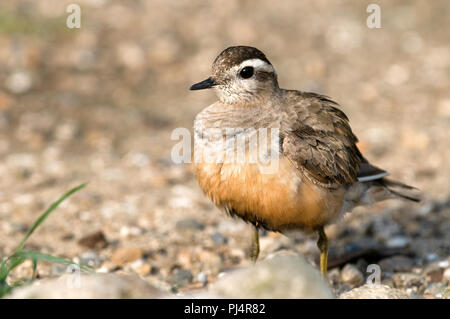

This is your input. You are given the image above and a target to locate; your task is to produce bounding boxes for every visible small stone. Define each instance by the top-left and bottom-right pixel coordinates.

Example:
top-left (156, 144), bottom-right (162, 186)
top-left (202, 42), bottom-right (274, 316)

top-left (78, 231), bottom-right (108, 249)
top-left (6, 70), bottom-right (33, 94)
top-left (379, 255), bottom-right (414, 273)
top-left (0, 91), bottom-right (12, 110)
top-left (385, 236), bottom-right (411, 249)
top-left (78, 211), bottom-right (92, 221)
top-left (442, 268), bottom-right (450, 283)
top-left (418, 202), bottom-right (435, 216)
top-left (340, 284), bottom-right (409, 299)
top-left (197, 272), bottom-right (208, 286)
top-left (229, 248), bottom-right (245, 264)
top-left (211, 232), bottom-right (228, 245)
top-left (132, 262), bottom-right (151, 276)
top-left (392, 273), bottom-right (426, 289)
top-left (51, 264), bottom-right (67, 276)
top-left (175, 218), bottom-right (204, 231)
top-left (80, 251), bottom-right (103, 268)
top-left (327, 268), bottom-right (341, 285)
top-left (384, 64), bottom-right (409, 86)
top-left (424, 282), bottom-right (446, 298)
top-left (423, 264), bottom-right (444, 283)
top-left (120, 226), bottom-right (143, 238)
top-left (97, 261), bottom-right (119, 273)
top-left (341, 264), bottom-right (364, 286)
top-left (170, 268), bottom-right (193, 287)
top-left (197, 250), bottom-right (222, 273)
top-left (116, 43), bottom-right (145, 70)
top-left (111, 248), bottom-right (143, 266)
top-left (176, 250), bottom-right (192, 268)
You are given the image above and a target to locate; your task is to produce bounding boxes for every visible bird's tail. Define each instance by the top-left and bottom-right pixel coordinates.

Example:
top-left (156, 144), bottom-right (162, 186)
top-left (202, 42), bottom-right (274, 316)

top-left (344, 177), bottom-right (421, 211)
top-left (378, 178), bottom-right (422, 202)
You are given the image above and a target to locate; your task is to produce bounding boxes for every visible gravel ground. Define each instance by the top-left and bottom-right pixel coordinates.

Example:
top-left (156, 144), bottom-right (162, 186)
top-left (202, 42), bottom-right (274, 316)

top-left (0, 0), bottom-right (449, 298)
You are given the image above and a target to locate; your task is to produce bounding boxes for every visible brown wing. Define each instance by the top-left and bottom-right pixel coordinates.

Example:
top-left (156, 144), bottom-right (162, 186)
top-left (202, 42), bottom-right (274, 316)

top-left (281, 91), bottom-right (363, 188)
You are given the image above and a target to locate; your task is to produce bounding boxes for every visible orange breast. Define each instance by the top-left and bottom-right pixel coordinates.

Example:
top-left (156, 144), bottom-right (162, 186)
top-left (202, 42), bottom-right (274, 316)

top-left (194, 156), bottom-right (345, 231)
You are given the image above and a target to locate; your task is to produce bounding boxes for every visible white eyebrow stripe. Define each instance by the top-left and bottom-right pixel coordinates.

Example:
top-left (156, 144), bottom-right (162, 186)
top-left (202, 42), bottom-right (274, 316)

top-left (237, 58), bottom-right (274, 73)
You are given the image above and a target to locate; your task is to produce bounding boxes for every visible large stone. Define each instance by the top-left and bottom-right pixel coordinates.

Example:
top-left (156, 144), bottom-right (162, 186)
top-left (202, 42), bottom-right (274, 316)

top-left (7, 273), bottom-right (166, 299)
top-left (209, 252), bottom-right (334, 298)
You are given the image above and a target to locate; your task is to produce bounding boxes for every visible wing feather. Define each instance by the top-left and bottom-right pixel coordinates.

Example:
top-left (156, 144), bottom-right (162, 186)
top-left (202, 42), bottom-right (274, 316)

top-left (281, 91), bottom-right (363, 187)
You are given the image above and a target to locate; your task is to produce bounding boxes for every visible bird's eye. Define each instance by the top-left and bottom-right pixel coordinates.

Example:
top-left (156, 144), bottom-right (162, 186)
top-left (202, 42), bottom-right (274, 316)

top-left (239, 66), bottom-right (254, 79)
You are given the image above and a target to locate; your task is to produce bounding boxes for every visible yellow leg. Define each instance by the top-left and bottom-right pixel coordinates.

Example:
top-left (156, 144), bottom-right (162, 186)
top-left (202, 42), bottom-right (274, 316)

top-left (250, 223), bottom-right (260, 263)
top-left (317, 226), bottom-right (328, 277)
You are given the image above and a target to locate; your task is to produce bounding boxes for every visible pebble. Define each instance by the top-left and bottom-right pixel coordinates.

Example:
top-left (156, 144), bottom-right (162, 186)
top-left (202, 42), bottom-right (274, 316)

top-left (385, 236), bottom-right (411, 249)
top-left (340, 264), bottom-right (364, 286)
top-left (80, 251), bottom-right (103, 268)
top-left (423, 264), bottom-right (444, 282)
top-left (111, 248), bottom-right (143, 266)
top-left (197, 272), bottom-right (208, 286)
top-left (97, 261), bottom-right (119, 274)
top-left (6, 70), bottom-right (33, 94)
top-left (370, 217), bottom-right (401, 240)
top-left (418, 202), bottom-right (435, 216)
top-left (50, 264), bottom-right (68, 276)
top-left (229, 248), bottom-right (245, 264)
top-left (176, 250), bottom-right (192, 268)
top-left (170, 268), bottom-right (193, 287)
top-left (120, 226), bottom-right (143, 238)
top-left (197, 250), bottom-right (222, 273)
top-left (327, 268), bottom-right (341, 285)
top-left (442, 268), bottom-right (450, 283)
top-left (392, 273), bottom-right (426, 289)
top-left (340, 284), bottom-right (410, 299)
top-left (0, 91), bottom-right (12, 110)
top-left (116, 43), bottom-right (145, 70)
top-left (378, 255), bottom-right (414, 272)
top-left (77, 231), bottom-right (108, 249)
top-left (211, 232), bottom-right (228, 245)
top-left (175, 218), bottom-right (204, 231)
top-left (130, 260), bottom-right (152, 276)
top-left (423, 282), bottom-right (447, 298)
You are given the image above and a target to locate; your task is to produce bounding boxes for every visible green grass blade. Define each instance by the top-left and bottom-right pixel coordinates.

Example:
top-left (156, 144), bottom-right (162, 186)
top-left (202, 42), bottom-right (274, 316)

top-left (0, 282), bottom-right (12, 298)
top-left (0, 255), bottom-right (26, 282)
top-left (15, 183), bottom-right (87, 254)
top-left (31, 258), bottom-right (38, 280)
top-left (0, 260), bottom-right (7, 281)
top-left (12, 251), bottom-right (94, 273)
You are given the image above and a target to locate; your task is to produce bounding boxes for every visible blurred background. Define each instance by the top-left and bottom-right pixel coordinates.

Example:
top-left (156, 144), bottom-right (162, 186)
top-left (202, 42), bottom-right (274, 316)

top-left (0, 0), bottom-right (449, 296)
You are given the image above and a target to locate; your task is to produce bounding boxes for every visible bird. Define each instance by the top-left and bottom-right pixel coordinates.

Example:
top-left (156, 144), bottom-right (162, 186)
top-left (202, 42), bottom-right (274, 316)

top-left (189, 46), bottom-right (420, 276)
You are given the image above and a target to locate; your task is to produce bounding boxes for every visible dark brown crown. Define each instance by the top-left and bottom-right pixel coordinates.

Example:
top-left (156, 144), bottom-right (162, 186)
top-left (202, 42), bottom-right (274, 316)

top-left (212, 46), bottom-right (272, 72)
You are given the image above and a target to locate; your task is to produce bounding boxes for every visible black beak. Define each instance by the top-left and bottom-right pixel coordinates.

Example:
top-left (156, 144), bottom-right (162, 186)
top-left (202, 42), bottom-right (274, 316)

top-left (189, 77), bottom-right (217, 90)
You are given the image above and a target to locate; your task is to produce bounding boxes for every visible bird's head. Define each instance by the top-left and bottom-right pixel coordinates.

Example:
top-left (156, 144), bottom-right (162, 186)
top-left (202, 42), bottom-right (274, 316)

top-left (190, 46), bottom-right (279, 104)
